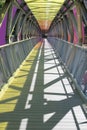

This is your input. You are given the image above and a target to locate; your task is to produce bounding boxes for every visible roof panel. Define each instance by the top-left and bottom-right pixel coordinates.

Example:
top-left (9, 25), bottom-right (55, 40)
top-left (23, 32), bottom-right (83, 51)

top-left (25, 0), bottom-right (65, 30)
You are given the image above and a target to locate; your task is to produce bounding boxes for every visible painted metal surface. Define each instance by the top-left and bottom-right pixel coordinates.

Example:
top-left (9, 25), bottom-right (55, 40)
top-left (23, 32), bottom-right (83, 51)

top-left (47, 37), bottom-right (87, 99)
top-left (0, 39), bottom-right (87, 129)
top-left (0, 0), bottom-right (86, 45)
top-left (25, 0), bottom-right (65, 30)
top-left (0, 41), bottom-right (42, 129)
top-left (0, 38), bottom-right (40, 89)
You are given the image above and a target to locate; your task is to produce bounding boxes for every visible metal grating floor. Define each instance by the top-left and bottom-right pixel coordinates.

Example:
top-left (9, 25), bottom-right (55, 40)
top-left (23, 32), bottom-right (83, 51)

top-left (0, 39), bottom-right (87, 130)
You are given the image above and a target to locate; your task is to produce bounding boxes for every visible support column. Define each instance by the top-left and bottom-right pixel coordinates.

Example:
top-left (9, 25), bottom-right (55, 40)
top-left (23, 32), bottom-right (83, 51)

top-left (75, 1), bottom-right (83, 45)
top-left (6, 2), bottom-right (12, 43)
top-left (13, 12), bottom-right (23, 41)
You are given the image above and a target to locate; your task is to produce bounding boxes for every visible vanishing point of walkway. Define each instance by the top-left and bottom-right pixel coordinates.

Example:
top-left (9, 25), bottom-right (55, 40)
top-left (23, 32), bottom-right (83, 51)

top-left (0, 39), bottom-right (87, 130)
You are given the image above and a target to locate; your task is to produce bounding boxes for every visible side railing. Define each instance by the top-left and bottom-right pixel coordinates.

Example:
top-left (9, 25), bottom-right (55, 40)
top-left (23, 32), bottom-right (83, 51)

top-left (48, 37), bottom-right (87, 101)
top-left (0, 38), bottom-right (40, 89)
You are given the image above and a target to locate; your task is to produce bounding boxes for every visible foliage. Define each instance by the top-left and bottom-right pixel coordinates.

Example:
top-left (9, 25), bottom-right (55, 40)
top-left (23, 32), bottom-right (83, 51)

top-left (0, 0), bottom-right (6, 11)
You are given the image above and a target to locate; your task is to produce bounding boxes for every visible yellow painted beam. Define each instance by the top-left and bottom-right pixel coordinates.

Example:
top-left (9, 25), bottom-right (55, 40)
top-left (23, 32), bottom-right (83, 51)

top-left (25, 0), bottom-right (65, 29)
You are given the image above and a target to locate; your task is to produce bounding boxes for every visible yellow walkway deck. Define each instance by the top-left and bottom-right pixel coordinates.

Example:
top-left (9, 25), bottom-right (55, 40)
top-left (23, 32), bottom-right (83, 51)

top-left (0, 40), bottom-right (87, 130)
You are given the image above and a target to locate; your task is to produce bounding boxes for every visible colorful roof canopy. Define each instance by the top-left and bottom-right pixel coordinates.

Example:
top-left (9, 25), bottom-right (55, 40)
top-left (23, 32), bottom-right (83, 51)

top-left (25, 0), bottom-right (65, 30)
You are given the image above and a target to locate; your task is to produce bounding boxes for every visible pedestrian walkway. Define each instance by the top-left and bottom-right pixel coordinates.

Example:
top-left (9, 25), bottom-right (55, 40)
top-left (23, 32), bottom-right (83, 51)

top-left (0, 39), bottom-right (87, 130)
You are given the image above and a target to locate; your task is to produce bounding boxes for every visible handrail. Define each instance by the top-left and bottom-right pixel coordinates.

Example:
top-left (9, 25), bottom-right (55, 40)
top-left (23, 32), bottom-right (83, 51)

top-left (48, 37), bottom-right (87, 102)
top-left (0, 38), bottom-right (40, 89)
top-left (0, 37), bottom-right (39, 48)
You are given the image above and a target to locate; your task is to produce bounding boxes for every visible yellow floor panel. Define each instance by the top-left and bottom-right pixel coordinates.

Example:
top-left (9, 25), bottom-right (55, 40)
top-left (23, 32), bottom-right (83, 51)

top-left (0, 40), bottom-right (87, 130)
top-left (0, 123), bottom-right (8, 130)
top-left (0, 42), bottom-right (42, 130)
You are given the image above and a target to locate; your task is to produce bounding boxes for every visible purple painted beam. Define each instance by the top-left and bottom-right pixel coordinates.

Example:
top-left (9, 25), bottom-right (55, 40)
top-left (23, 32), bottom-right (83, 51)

top-left (0, 14), bottom-right (7, 46)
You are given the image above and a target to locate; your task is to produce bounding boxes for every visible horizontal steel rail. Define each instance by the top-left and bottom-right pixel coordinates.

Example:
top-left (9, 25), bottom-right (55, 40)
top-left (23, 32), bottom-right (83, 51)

top-left (0, 38), bottom-right (40, 89)
top-left (48, 37), bottom-right (87, 102)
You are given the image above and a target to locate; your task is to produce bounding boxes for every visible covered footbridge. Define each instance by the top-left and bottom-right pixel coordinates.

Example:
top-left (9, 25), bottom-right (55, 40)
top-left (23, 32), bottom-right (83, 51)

top-left (0, 0), bottom-right (87, 129)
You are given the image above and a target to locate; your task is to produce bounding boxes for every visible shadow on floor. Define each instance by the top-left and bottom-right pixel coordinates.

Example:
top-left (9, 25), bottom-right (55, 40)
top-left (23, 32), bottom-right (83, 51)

top-left (0, 45), bottom-right (86, 130)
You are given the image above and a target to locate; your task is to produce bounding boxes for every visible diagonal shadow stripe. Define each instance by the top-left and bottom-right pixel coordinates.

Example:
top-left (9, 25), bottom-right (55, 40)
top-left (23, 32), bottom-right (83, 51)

top-left (44, 74), bottom-right (66, 89)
